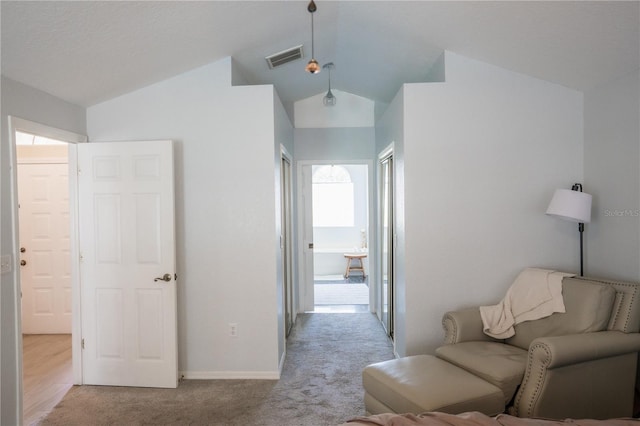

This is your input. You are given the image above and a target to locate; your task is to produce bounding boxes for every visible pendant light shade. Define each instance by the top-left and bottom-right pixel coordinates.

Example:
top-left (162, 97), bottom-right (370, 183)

top-left (305, 0), bottom-right (320, 74)
top-left (306, 59), bottom-right (320, 74)
top-left (322, 62), bottom-right (336, 106)
top-left (323, 88), bottom-right (336, 106)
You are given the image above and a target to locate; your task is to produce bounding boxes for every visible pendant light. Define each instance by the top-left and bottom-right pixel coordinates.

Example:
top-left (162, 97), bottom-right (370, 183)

top-left (322, 62), bottom-right (336, 106)
top-left (305, 0), bottom-right (320, 74)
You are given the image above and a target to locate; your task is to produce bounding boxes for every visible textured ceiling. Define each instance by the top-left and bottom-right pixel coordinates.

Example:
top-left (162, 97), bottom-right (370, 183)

top-left (1, 1), bottom-right (638, 108)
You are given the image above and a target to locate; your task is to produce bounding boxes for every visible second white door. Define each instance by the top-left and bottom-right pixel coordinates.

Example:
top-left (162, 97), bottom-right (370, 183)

top-left (18, 162), bottom-right (72, 334)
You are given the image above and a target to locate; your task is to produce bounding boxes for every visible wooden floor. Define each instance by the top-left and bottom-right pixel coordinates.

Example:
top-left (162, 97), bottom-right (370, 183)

top-left (22, 334), bottom-right (73, 426)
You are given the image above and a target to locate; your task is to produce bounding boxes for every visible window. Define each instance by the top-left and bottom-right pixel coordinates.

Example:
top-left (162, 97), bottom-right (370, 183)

top-left (312, 165), bottom-right (354, 227)
top-left (15, 131), bottom-right (66, 145)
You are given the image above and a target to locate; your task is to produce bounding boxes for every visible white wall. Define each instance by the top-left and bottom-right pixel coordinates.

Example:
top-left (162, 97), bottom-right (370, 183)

top-left (584, 69), bottom-right (640, 282)
top-left (294, 127), bottom-right (376, 162)
top-left (387, 51), bottom-right (584, 356)
top-left (87, 57), bottom-right (286, 378)
top-left (0, 76), bottom-right (86, 425)
top-left (274, 90), bottom-right (294, 367)
top-left (295, 89), bottom-right (375, 129)
top-left (374, 87), bottom-right (405, 354)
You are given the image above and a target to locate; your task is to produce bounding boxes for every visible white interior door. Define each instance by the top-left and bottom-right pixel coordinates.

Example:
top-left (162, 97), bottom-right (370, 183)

top-left (78, 140), bottom-right (177, 388)
top-left (300, 164), bottom-right (315, 311)
top-left (18, 162), bottom-right (72, 334)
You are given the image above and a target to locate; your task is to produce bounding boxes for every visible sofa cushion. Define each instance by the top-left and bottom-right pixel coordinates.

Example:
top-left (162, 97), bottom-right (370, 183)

top-left (506, 278), bottom-right (616, 350)
top-left (435, 341), bottom-right (527, 403)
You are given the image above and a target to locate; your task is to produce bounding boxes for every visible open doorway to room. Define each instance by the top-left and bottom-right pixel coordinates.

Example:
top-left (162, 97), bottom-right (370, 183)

top-left (310, 164), bottom-right (370, 313)
top-left (13, 129), bottom-right (75, 424)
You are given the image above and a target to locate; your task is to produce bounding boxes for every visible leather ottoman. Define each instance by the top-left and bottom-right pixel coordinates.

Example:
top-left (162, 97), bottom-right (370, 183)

top-left (362, 355), bottom-right (505, 415)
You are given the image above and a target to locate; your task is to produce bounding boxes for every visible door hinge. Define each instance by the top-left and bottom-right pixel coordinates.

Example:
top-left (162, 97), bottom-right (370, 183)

top-left (81, 338), bottom-right (85, 349)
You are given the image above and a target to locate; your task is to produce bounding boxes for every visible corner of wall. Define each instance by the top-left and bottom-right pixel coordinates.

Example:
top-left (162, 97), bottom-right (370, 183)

top-left (230, 57), bottom-right (250, 87)
top-left (425, 51), bottom-right (446, 83)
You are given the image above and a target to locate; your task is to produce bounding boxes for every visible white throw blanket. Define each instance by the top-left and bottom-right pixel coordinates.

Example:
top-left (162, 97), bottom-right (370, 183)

top-left (479, 268), bottom-right (575, 339)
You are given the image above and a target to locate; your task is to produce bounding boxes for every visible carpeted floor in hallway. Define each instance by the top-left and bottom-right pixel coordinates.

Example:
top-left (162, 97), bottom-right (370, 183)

top-left (40, 312), bottom-right (395, 426)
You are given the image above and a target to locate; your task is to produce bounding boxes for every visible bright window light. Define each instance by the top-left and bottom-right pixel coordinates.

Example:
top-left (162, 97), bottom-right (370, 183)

top-left (312, 165), bottom-right (354, 227)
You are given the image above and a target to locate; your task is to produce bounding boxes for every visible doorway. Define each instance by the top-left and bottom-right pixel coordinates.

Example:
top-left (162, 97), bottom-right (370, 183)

top-left (9, 118), bottom-right (86, 424)
top-left (17, 135), bottom-right (71, 334)
top-left (281, 148), bottom-right (295, 337)
top-left (297, 162), bottom-right (374, 314)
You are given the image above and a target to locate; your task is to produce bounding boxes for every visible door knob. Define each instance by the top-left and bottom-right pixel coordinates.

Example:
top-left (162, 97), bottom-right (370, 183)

top-left (154, 273), bottom-right (172, 282)
top-left (20, 260), bottom-right (27, 266)
top-left (20, 247), bottom-right (26, 253)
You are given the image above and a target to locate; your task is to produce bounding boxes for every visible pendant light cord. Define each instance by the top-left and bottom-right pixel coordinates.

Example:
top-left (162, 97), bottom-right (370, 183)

top-left (305, 0), bottom-right (320, 74)
top-left (310, 7), bottom-right (315, 59)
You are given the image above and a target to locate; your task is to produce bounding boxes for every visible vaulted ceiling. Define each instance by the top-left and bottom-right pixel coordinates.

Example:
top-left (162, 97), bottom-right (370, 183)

top-left (2, 1), bottom-right (638, 108)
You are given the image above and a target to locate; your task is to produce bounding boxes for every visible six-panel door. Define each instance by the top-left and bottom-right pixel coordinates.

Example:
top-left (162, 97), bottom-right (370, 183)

top-left (78, 140), bottom-right (177, 388)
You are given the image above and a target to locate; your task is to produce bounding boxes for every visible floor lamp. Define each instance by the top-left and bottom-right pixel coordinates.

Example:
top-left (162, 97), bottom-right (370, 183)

top-left (545, 183), bottom-right (592, 276)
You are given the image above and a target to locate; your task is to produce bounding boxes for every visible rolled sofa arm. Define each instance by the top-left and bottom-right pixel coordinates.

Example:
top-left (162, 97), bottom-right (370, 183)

top-left (513, 331), bottom-right (640, 418)
top-left (528, 331), bottom-right (640, 369)
top-left (442, 308), bottom-right (499, 344)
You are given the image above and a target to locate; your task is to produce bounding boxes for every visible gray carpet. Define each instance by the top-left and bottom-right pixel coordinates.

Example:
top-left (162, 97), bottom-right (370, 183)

top-left (41, 313), bottom-right (395, 426)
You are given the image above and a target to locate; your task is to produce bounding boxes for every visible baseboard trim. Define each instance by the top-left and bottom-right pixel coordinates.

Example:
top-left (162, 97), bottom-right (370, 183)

top-left (181, 370), bottom-right (280, 380)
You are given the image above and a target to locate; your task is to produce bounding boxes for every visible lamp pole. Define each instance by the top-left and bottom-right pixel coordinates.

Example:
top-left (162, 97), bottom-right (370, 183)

top-left (571, 183), bottom-right (585, 276)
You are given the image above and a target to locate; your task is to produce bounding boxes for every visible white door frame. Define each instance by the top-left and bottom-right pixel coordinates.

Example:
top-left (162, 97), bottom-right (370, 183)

top-left (8, 116), bottom-right (87, 423)
top-left (281, 145), bottom-right (296, 333)
top-left (377, 143), bottom-right (395, 337)
top-left (295, 159), bottom-right (376, 313)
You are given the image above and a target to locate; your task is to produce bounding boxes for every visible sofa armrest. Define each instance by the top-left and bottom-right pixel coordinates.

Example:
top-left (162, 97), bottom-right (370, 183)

top-left (529, 331), bottom-right (640, 369)
top-left (513, 331), bottom-right (640, 419)
top-left (442, 308), bottom-right (499, 344)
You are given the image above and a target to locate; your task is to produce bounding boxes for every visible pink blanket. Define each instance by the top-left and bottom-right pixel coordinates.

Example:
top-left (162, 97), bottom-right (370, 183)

top-left (344, 411), bottom-right (638, 426)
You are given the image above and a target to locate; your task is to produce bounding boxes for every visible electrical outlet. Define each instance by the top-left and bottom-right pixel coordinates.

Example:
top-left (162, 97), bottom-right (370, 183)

top-left (229, 323), bottom-right (238, 337)
top-left (1, 255), bottom-right (11, 274)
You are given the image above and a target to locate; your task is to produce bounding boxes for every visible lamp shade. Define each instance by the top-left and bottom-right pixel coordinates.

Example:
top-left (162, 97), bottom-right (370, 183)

top-left (546, 189), bottom-right (592, 223)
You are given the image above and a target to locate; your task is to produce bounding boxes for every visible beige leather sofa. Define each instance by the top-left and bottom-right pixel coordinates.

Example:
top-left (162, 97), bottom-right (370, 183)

top-left (363, 276), bottom-right (640, 419)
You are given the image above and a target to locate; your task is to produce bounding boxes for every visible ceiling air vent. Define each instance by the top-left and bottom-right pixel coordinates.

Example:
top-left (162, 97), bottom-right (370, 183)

top-left (265, 45), bottom-right (304, 69)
